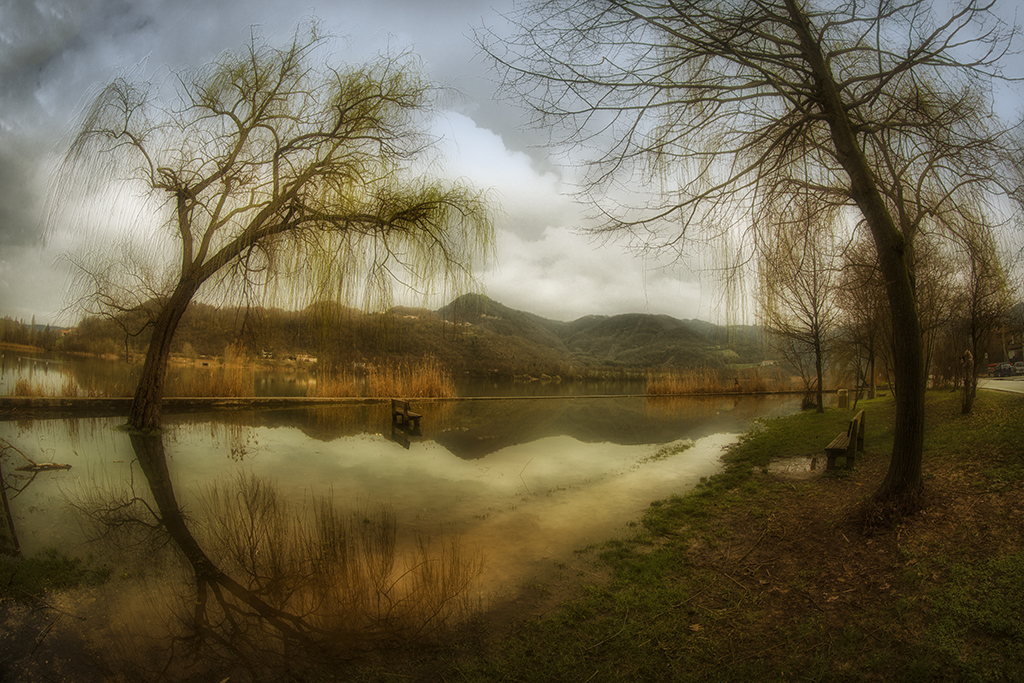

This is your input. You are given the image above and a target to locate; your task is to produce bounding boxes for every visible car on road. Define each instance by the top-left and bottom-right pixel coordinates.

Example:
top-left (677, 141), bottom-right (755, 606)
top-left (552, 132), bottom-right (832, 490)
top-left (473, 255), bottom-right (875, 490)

top-left (1014, 362), bottom-right (1024, 376)
top-left (993, 363), bottom-right (1014, 377)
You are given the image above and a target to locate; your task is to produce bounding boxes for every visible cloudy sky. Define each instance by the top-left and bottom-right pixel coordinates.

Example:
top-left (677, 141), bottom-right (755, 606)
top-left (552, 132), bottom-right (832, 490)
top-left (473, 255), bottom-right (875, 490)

top-left (2, 1), bottom-right (1021, 328)
top-left (0, 0), bottom-right (719, 326)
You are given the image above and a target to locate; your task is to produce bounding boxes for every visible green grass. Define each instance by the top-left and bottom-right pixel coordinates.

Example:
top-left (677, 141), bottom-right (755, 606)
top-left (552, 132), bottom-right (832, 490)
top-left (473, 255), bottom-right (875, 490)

top-left (0, 547), bottom-right (111, 600)
top-left (418, 391), bottom-right (1024, 683)
top-left (925, 552), bottom-right (1024, 682)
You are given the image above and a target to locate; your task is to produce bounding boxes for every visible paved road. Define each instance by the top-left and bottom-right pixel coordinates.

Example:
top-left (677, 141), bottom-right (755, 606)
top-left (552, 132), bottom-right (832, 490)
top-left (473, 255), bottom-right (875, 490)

top-left (978, 377), bottom-right (1024, 395)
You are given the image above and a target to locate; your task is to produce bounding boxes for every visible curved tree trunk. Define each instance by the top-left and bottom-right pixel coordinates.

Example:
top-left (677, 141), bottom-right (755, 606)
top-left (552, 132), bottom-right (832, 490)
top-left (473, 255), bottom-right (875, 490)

top-left (127, 280), bottom-right (200, 431)
top-left (787, 0), bottom-right (925, 506)
top-left (129, 432), bottom-right (311, 640)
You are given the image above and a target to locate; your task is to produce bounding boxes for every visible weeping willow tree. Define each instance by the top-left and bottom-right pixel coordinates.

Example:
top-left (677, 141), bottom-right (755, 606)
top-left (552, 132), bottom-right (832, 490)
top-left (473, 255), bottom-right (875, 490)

top-left (54, 24), bottom-right (494, 431)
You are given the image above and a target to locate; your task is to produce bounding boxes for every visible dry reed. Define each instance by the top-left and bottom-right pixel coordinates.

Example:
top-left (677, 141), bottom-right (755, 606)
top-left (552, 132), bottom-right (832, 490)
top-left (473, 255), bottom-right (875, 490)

top-left (309, 371), bottom-right (361, 398)
top-left (73, 472), bottom-right (483, 678)
top-left (647, 366), bottom-right (792, 395)
top-left (365, 357), bottom-right (456, 398)
top-left (12, 378), bottom-right (36, 397)
top-left (167, 344), bottom-right (253, 397)
top-left (197, 473), bottom-right (483, 645)
top-left (166, 365), bottom-right (254, 397)
top-left (646, 367), bottom-right (725, 395)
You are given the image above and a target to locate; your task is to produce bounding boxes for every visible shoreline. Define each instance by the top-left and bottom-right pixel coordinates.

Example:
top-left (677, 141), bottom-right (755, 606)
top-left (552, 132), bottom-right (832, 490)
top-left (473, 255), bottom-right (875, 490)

top-left (0, 390), bottom-right (809, 419)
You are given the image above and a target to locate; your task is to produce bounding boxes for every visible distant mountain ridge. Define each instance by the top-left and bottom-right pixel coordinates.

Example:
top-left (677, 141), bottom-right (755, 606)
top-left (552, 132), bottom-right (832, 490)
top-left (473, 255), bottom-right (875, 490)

top-left (62, 293), bottom-right (767, 377)
top-left (431, 293), bottom-right (764, 374)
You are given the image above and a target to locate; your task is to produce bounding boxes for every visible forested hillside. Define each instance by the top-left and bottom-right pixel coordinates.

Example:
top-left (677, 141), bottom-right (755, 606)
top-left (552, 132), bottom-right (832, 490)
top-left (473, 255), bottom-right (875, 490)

top-left (57, 294), bottom-right (768, 377)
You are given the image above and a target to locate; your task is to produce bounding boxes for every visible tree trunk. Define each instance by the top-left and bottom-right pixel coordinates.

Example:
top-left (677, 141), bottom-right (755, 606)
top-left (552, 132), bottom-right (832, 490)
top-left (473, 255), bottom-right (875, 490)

top-left (129, 432), bottom-right (308, 639)
top-left (868, 337), bottom-right (876, 400)
top-left (127, 281), bottom-right (199, 431)
top-left (814, 335), bottom-right (824, 413)
top-left (788, 0), bottom-right (925, 506)
top-left (962, 343), bottom-right (978, 414)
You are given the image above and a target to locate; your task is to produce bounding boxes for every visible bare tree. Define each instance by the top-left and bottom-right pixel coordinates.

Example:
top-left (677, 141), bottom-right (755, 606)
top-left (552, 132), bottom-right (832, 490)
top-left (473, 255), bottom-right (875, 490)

top-left (55, 24), bottom-right (495, 431)
top-left (480, 0), bottom-right (1019, 510)
top-left (757, 196), bottom-right (842, 412)
top-left (949, 223), bottom-right (1012, 413)
top-left (836, 240), bottom-right (888, 401)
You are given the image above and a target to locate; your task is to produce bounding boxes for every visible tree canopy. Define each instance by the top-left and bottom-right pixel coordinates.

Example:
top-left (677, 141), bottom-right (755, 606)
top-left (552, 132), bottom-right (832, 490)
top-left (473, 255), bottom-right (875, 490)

top-left (55, 24), bottom-right (495, 429)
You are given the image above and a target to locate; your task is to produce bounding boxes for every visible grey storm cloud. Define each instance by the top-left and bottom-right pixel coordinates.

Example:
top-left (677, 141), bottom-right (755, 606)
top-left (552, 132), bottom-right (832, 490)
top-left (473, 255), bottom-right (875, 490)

top-left (0, 142), bottom-right (41, 247)
top-left (0, 0), bottom-right (722, 324)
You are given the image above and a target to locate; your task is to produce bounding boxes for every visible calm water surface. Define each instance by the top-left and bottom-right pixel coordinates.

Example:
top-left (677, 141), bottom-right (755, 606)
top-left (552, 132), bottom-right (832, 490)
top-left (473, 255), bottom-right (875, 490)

top-left (1, 391), bottom-right (800, 678)
top-left (0, 349), bottom-right (648, 397)
top-left (2, 395), bottom-right (798, 588)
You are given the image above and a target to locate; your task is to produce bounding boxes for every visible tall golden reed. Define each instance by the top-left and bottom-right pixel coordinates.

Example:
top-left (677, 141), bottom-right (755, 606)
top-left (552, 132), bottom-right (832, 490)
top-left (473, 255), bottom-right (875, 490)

top-left (647, 366), bottom-right (791, 395)
top-left (309, 371), bottom-right (361, 398)
top-left (646, 367), bottom-right (725, 395)
top-left (364, 357), bottom-right (457, 398)
top-left (167, 345), bottom-right (254, 397)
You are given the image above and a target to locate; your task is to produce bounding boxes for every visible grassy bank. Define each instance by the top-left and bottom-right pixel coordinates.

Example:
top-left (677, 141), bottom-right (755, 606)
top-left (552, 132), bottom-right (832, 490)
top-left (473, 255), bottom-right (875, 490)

top-left (350, 390), bottom-right (1024, 682)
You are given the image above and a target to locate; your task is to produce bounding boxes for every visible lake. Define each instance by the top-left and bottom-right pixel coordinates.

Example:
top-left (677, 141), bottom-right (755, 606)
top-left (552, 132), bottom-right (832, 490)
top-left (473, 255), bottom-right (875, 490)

top-left (0, 349), bottom-right (649, 398)
top-left (0, 387), bottom-right (800, 678)
top-left (2, 395), bottom-right (798, 586)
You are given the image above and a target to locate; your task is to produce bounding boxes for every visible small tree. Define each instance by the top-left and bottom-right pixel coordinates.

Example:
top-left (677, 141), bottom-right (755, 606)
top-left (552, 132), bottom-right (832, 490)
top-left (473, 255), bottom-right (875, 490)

top-left (757, 197), bottom-right (841, 412)
top-left (56, 25), bottom-right (494, 430)
top-left (951, 224), bottom-right (1011, 413)
top-left (836, 240), bottom-right (888, 401)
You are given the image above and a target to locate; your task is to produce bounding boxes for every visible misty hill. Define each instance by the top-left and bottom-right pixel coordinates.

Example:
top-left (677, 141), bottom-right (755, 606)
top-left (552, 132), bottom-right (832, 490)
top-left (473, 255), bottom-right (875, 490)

top-left (61, 294), bottom-right (767, 377)
top-left (432, 294), bottom-right (764, 373)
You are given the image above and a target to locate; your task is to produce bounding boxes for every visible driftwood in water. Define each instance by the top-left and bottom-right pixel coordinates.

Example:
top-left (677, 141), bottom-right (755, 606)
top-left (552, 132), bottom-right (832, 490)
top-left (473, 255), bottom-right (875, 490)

top-left (15, 463), bottom-right (72, 472)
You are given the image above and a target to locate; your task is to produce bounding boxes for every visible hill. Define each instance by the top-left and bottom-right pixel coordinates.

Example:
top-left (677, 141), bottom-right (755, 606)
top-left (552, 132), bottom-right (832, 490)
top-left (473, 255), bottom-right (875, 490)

top-left (62, 294), bottom-right (768, 377)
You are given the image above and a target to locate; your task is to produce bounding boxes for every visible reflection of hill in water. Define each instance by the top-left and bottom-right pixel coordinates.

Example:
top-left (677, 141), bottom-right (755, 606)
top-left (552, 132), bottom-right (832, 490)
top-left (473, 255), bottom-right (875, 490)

top-left (165, 395), bottom-right (800, 460)
top-left (432, 396), bottom-right (799, 460)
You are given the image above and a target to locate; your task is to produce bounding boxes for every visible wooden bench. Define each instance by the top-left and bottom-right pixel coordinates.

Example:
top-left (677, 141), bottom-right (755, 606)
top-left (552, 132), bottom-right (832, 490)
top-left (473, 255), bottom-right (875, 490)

top-left (391, 399), bottom-right (422, 431)
top-left (825, 409), bottom-right (865, 470)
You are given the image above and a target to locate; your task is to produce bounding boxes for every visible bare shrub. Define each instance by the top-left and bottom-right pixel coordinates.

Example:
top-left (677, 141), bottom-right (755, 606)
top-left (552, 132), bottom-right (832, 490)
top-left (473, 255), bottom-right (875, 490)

top-left (197, 474), bottom-right (481, 644)
top-left (12, 378), bottom-right (37, 397)
top-left (71, 471), bottom-right (483, 679)
top-left (59, 376), bottom-right (79, 397)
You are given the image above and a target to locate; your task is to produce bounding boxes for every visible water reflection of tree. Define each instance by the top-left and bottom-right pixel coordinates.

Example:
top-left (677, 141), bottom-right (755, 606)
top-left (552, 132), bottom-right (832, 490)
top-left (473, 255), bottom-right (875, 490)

top-left (0, 437), bottom-right (75, 555)
top-left (78, 432), bottom-right (481, 678)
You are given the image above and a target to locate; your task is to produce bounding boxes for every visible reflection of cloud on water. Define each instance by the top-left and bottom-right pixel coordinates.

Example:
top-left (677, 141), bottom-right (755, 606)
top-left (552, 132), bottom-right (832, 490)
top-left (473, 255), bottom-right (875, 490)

top-left (2, 396), bottom-right (793, 594)
top-left (137, 424), bottom-right (736, 596)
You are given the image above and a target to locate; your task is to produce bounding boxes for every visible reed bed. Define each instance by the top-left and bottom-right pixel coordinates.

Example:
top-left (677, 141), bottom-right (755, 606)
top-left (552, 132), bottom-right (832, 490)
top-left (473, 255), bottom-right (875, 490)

top-left (72, 472), bottom-right (483, 679)
top-left (646, 367), bottom-right (726, 395)
top-left (166, 364), bottom-right (254, 398)
top-left (646, 366), bottom-right (792, 396)
top-left (12, 378), bottom-right (36, 397)
top-left (5, 372), bottom-right (134, 398)
top-left (364, 357), bottom-right (457, 399)
top-left (195, 474), bottom-right (482, 646)
top-left (308, 371), bottom-right (361, 398)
